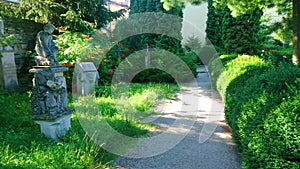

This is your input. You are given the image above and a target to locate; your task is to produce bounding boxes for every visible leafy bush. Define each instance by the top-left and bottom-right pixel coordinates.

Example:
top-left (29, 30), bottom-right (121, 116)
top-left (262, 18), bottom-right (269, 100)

top-left (0, 33), bottom-right (14, 48)
top-left (208, 53), bottom-right (238, 89)
top-left (249, 47), bottom-right (292, 66)
top-left (55, 28), bottom-right (197, 90)
top-left (55, 29), bottom-right (131, 90)
top-left (129, 50), bottom-right (198, 83)
top-left (0, 0), bottom-right (121, 32)
top-left (228, 64), bottom-right (300, 168)
top-left (132, 69), bottom-right (175, 83)
top-left (211, 55), bottom-right (300, 168)
top-left (210, 54), bottom-right (270, 99)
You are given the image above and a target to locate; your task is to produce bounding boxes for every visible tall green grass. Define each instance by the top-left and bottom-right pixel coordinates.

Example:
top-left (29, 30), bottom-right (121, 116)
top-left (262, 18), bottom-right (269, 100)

top-left (0, 83), bottom-right (178, 168)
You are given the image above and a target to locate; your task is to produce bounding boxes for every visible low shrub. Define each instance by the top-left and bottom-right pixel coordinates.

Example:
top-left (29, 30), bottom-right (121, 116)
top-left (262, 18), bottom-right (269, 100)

top-left (208, 53), bottom-right (238, 89)
top-left (211, 54), bottom-right (271, 99)
top-left (228, 64), bottom-right (300, 168)
top-left (211, 54), bottom-right (300, 168)
top-left (132, 69), bottom-right (175, 83)
top-left (55, 30), bottom-right (198, 89)
top-left (250, 47), bottom-right (292, 66)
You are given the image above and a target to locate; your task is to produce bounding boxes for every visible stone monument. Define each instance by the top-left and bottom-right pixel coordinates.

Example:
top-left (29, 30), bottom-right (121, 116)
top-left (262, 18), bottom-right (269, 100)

top-left (30, 24), bottom-right (73, 140)
top-left (75, 62), bottom-right (98, 96)
top-left (34, 23), bottom-right (60, 66)
top-left (0, 16), bottom-right (18, 90)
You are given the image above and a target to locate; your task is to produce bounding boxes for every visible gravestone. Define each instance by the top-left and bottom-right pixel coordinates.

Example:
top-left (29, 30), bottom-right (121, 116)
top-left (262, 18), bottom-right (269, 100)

top-left (75, 62), bottom-right (98, 96)
top-left (0, 16), bottom-right (18, 90)
top-left (0, 16), bottom-right (4, 34)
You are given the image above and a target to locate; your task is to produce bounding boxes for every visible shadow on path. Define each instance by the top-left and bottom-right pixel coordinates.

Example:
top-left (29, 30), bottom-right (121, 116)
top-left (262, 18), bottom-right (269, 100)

top-left (114, 70), bottom-right (241, 169)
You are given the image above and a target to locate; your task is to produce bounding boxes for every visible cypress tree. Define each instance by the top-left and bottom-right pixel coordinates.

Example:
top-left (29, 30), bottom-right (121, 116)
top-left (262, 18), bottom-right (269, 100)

top-left (222, 7), bottom-right (263, 54)
top-left (126, 0), bottom-right (183, 53)
top-left (205, 0), bottom-right (223, 48)
top-left (129, 0), bottom-right (139, 14)
top-left (146, 0), bottom-right (156, 12)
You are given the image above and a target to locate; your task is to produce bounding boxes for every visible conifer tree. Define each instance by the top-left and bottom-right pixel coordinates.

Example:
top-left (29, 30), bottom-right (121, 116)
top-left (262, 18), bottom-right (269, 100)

top-left (205, 0), bottom-right (223, 48)
top-left (221, 7), bottom-right (262, 54)
top-left (127, 0), bottom-right (183, 54)
top-left (0, 0), bottom-right (121, 32)
top-left (214, 0), bottom-right (300, 65)
top-left (146, 0), bottom-right (156, 12)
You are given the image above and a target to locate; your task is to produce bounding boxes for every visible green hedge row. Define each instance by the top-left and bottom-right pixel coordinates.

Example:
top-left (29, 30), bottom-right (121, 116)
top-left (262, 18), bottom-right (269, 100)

top-left (209, 54), bottom-right (300, 169)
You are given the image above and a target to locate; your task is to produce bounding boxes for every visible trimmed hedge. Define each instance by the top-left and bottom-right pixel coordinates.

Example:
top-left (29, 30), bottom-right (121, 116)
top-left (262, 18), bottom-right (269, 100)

top-left (209, 54), bottom-right (271, 99)
top-left (208, 53), bottom-right (238, 89)
top-left (209, 54), bottom-right (300, 169)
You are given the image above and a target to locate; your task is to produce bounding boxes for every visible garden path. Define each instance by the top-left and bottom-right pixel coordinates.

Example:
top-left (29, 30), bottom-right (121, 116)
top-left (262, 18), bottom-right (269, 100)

top-left (114, 66), bottom-right (241, 169)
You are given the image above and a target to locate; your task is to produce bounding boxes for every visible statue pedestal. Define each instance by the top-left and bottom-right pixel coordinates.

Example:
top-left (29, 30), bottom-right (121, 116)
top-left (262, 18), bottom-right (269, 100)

top-left (34, 114), bottom-right (72, 140)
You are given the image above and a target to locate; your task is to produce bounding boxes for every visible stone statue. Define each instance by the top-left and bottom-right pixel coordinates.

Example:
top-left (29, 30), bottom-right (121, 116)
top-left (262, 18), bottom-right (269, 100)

top-left (35, 24), bottom-right (60, 66)
top-left (30, 67), bottom-right (72, 120)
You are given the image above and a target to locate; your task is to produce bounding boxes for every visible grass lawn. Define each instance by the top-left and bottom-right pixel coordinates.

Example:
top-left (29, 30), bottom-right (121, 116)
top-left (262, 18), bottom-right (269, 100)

top-left (0, 83), bottom-right (178, 168)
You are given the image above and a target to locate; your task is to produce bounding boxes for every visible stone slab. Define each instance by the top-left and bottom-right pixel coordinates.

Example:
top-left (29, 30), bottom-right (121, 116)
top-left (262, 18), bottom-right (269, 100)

top-left (0, 50), bottom-right (18, 90)
top-left (75, 62), bottom-right (98, 96)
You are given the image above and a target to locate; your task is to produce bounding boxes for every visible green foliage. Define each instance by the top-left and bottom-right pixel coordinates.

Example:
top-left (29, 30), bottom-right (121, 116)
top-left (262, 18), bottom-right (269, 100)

top-left (132, 69), bottom-right (176, 83)
top-left (214, 0), bottom-right (290, 16)
top-left (228, 64), bottom-right (300, 168)
top-left (125, 0), bottom-right (183, 55)
top-left (112, 10), bottom-right (198, 84)
top-left (248, 44), bottom-right (293, 65)
top-left (120, 49), bottom-right (197, 84)
top-left (258, 47), bottom-right (292, 65)
top-left (208, 53), bottom-right (238, 89)
top-left (219, 55), bottom-right (272, 99)
top-left (126, 0), bottom-right (183, 54)
top-left (55, 29), bottom-right (91, 64)
top-left (54, 28), bottom-right (196, 88)
top-left (130, 0), bottom-right (183, 15)
top-left (214, 0), bottom-right (300, 65)
top-left (206, 3), bottom-right (264, 54)
top-left (184, 35), bottom-right (203, 53)
top-left (221, 7), bottom-right (263, 54)
top-left (210, 53), bottom-right (300, 168)
top-left (0, 0), bottom-right (121, 32)
top-left (0, 34), bottom-right (14, 48)
top-left (205, 0), bottom-right (223, 48)
top-left (54, 29), bottom-right (130, 88)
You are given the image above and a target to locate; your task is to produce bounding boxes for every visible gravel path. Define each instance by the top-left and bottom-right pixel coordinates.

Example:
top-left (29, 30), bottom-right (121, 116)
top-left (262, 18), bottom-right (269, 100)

top-left (114, 70), bottom-right (241, 169)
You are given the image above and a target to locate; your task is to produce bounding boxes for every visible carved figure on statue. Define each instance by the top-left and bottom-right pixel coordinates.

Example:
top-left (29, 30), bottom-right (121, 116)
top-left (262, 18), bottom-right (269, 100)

top-left (35, 24), bottom-right (60, 66)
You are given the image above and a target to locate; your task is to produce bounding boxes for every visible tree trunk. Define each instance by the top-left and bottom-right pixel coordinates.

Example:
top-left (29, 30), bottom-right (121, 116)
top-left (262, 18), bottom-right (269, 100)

top-left (292, 0), bottom-right (300, 65)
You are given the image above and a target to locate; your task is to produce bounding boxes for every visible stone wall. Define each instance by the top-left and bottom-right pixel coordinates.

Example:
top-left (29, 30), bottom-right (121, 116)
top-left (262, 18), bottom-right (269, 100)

top-left (3, 17), bottom-right (43, 70)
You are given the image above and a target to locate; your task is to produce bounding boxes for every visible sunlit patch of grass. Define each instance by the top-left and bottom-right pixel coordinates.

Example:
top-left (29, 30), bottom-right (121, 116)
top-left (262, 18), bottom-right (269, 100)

top-left (0, 83), bottom-right (178, 168)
